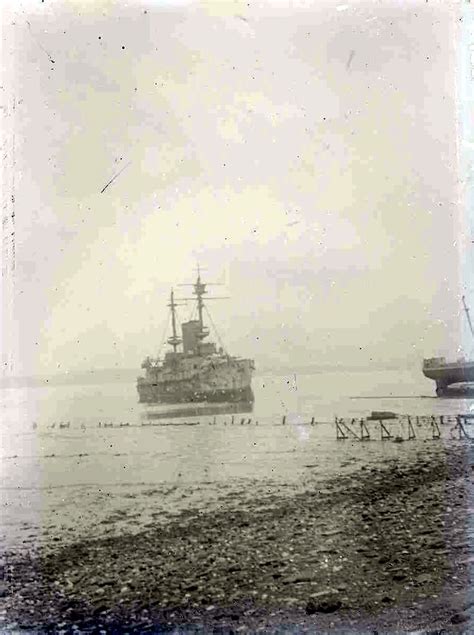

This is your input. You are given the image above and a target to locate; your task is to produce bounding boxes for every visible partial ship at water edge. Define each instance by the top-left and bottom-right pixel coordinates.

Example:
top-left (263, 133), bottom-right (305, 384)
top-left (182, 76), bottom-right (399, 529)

top-left (137, 271), bottom-right (255, 404)
top-left (423, 296), bottom-right (474, 397)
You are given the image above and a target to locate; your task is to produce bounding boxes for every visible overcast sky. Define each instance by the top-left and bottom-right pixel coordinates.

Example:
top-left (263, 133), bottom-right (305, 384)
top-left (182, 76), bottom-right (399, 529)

top-left (1, 0), bottom-right (470, 377)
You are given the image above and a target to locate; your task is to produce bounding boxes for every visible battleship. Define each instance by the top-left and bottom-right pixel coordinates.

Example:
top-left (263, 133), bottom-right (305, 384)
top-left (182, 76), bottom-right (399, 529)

top-left (423, 296), bottom-right (474, 396)
top-left (137, 271), bottom-right (255, 404)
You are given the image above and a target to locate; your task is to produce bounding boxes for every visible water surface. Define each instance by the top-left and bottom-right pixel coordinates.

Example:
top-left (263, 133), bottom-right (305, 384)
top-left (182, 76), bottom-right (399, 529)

top-left (1, 368), bottom-right (472, 551)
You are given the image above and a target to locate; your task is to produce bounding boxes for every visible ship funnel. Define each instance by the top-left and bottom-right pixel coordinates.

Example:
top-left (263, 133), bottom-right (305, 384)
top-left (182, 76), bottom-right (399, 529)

top-left (182, 320), bottom-right (202, 354)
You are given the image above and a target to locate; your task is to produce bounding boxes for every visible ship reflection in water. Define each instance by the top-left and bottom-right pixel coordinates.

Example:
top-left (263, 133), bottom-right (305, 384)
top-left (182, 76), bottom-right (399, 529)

top-left (436, 383), bottom-right (474, 398)
top-left (141, 401), bottom-right (254, 423)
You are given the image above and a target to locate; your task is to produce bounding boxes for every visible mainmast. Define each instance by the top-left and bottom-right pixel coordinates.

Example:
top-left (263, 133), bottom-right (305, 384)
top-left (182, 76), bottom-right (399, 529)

top-left (462, 295), bottom-right (474, 338)
top-left (167, 289), bottom-right (182, 352)
top-left (178, 266), bottom-right (228, 342)
top-left (194, 269), bottom-right (210, 339)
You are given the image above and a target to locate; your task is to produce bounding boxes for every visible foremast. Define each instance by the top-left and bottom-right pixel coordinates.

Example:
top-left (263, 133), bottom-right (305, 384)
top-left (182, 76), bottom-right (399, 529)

top-left (167, 289), bottom-right (182, 352)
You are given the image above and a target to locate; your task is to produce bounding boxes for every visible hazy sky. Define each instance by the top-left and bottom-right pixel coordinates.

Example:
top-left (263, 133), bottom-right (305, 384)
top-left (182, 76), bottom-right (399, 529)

top-left (1, 0), bottom-right (470, 376)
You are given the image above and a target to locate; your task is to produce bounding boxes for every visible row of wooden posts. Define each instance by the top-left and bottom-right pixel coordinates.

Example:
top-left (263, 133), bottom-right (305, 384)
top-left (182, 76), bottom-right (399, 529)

top-left (142, 416), bottom-right (257, 426)
top-left (334, 414), bottom-right (474, 442)
top-left (36, 416), bottom-right (258, 429)
top-left (32, 414), bottom-right (474, 435)
top-left (281, 416), bottom-right (317, 425)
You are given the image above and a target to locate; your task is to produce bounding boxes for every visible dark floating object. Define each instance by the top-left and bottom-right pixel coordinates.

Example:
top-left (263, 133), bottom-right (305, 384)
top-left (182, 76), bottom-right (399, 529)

top-left (366, 411), bottom-right (398, 421)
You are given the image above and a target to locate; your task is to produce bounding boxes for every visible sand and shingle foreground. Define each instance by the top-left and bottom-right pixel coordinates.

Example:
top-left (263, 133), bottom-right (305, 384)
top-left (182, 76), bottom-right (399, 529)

top-left (2, 444), bottom-right (473, 633)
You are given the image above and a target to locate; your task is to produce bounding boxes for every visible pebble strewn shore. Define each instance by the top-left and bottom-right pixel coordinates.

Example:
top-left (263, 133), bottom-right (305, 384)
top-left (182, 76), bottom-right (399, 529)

top-left (2, 443), bottom-right (473, 633)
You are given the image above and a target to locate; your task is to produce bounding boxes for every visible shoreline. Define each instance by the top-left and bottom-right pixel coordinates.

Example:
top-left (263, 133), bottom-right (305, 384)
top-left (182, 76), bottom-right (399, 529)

top-left (2, 443), bottom-right (474, 633)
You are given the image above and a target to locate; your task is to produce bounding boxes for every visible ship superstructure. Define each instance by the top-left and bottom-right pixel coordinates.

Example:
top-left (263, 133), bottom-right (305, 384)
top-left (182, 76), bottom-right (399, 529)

top-left (423, 296), bottom-right (474, 396)
top-left (137, 271), bottom-right (255, 404)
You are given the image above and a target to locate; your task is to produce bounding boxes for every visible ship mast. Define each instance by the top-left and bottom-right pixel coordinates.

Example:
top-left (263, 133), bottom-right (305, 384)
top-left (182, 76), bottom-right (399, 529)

top-left (178, 266), bottom-right (229, 343)
top-left (462, 295), bottom-right (474, 338)
top-left (195, 268), bottom-right (207, 335)
top-left (167, 288), bottom-right (182, 352)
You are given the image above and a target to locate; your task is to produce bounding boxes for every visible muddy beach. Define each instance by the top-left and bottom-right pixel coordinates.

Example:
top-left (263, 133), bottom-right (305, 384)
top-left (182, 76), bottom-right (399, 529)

top-left (2, 441), bottom-right (473, 634)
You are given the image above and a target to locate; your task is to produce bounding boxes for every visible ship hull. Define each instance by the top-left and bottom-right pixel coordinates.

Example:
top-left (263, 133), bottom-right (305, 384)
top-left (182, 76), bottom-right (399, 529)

top-left (422, 360), bottom-right (474, 396)
top-left (137, 382), bottom-right (254, 404)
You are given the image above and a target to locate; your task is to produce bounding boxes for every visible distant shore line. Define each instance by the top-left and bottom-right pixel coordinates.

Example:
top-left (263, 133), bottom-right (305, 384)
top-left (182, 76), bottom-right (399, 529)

top-left (0, 364), bottom-right (428, 389)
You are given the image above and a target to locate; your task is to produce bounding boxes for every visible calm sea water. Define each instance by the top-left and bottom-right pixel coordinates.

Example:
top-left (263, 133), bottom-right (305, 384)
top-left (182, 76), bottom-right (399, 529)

top-left (1, 369), bottom-right (473, 551)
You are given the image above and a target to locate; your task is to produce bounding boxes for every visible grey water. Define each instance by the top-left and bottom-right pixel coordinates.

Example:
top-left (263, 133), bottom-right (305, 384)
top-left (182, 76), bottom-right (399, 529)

top-left (1, 368), bottom-right (473, 551)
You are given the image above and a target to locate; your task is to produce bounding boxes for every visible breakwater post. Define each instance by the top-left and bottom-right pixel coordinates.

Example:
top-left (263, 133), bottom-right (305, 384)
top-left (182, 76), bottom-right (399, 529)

top-left (332, 413), bottom-right (470, 442)
top-left (431, 416), bottom-right (441, 440)
top-left (336, 417), bottom-right (347, 440)
top-left (455, 415), bottom-right (470, 440)
top-left (379, 420), bottom-right (392, 441)
top-left (360, 419), bottom-right (370, 441)
top-left (335, 418), bottom-right (359, 440)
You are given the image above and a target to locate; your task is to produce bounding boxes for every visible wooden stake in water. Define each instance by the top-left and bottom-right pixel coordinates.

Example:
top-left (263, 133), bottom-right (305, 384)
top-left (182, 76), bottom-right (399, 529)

top-left (336, 417), bottom-right (347, 440)
top-left (456, 415), bottom-right (469, 440)
top-left (380, 420), bottom-right (392, 440)
top-left (359, 419), bottom-right (370, 441)
top-left (431, 416), bottom-right (441, 440)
